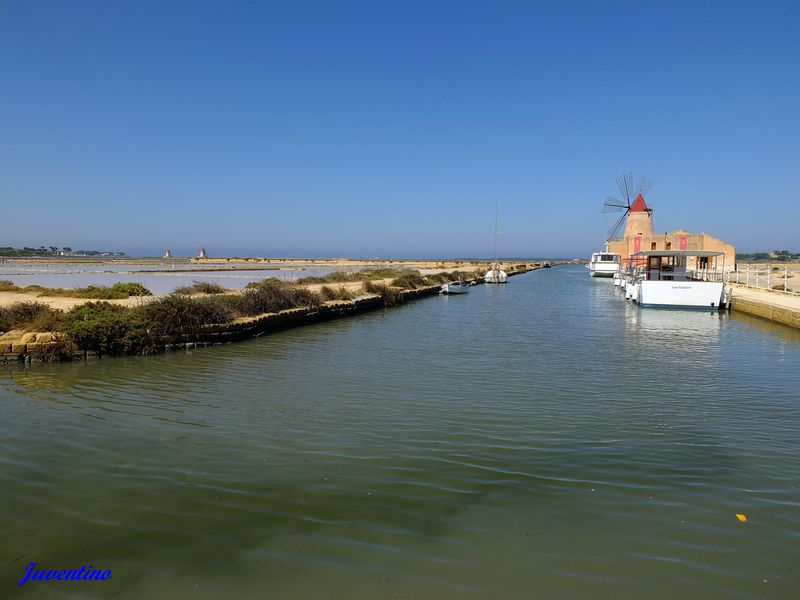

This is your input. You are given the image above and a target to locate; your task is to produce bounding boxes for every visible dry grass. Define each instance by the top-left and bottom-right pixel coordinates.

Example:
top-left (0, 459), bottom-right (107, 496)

top-left (0, 280), bottom-right (151, 299)
top-left (173, 281), bottom-right (228, 295)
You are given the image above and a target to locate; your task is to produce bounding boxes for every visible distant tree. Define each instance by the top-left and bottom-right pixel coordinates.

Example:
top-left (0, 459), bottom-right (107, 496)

top-left (49, 246), bottom-right (58, 253)
top-left (62, 246), bottom-right (72, 253)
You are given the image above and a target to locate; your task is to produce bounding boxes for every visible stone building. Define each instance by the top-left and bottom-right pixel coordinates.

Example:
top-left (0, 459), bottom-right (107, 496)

top-left (607, 193), bottom-right (735, 270)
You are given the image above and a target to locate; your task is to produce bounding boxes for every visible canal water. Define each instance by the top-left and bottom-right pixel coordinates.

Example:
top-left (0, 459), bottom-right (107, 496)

top-left (2, 265), bottom-right (799, 598)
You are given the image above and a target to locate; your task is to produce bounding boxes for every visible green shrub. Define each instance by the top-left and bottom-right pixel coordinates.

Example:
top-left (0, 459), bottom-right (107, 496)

top-left (390, 271), bottom-right (427, 289)
top-left (319, 285), bottom-right (356, 301)
top-left (37, 282), bottom-right (152, 299)
top-left (296, 268), bottom-right (416, 285)
top-left (64, 302), bottom-right (152, 356)
top-left (109, 282), bottom-right (152, 297)
top-left (362, 281), bottom-right (402, 307)
top-left (0, 302), bottom-right (64, 331)
top-left (137, 294), bottom-right (235, 334)
top-left (0, 280), bottom-right (24, 292)
top-left (245, 277), bottom-right (285, 289)
top-left (174, 281), bottom-right (227, 295)
top-left (296, 271), bottom-right (354, 285)
top-left (235, 280), bottom-right (320, 316)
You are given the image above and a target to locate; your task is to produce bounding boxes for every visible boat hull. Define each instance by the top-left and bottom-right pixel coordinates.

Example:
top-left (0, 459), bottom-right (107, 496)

top-left (484, 269), bottom-right (508, 284)
top-left (589, 263), bottom-right (619, 277)
top-left (441, 283), bottom-right (469, 294)
top-left (637, 280), bottom-right (724, 309)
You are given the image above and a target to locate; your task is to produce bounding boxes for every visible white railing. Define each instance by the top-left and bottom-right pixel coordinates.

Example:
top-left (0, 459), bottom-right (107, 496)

top-left (724, 264), bottom-right (797, 293)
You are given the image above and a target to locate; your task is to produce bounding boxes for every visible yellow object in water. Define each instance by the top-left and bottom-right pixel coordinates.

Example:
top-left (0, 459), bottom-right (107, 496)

top-left (736, 513), bottom-right (748, 522)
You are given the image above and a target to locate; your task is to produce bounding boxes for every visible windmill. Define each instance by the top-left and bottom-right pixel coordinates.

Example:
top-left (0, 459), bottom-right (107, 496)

top-left (602, 173), bottom-right (653, 240)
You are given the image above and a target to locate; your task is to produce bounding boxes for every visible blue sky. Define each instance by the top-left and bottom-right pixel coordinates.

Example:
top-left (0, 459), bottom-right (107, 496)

top-left (1, 0), bottom-right (798, 258)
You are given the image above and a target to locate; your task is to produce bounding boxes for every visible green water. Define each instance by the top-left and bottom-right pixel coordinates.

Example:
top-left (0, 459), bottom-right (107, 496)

top-left (2, 266), bottom-right (799, 598)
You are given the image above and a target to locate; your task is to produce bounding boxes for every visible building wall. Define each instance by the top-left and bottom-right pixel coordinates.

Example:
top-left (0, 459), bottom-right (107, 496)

top-left (608, 231), bottom-right (736, 270)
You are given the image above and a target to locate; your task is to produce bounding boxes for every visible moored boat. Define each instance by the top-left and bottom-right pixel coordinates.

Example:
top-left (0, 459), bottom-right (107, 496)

top-left (485, 202), bottom-right (508, 284)
top-left (629, 250), bottom-right (728, 309)
top-left (441, 282), bottom-right (470, 294)
top-left (588, 251), bottom-right (621, 277)
top-left (484, 268), bottom-right (508, 284)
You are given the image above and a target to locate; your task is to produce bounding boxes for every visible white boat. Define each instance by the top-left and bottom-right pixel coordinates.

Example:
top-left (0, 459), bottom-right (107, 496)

top-left (484, 267), bottom-right (508, 284)
top-left (628, 250), bottom-right (728, 309)
top-left (588, 251), bottom-right (621, 277)
top-left (484, 202), bottom-right (508, 284)
top-left (441, 282), bottom-right (470, 294)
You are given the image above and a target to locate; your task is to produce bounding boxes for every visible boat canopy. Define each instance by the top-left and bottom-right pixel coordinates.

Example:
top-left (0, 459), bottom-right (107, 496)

top-left (631, 250), bottom-right (725, 258)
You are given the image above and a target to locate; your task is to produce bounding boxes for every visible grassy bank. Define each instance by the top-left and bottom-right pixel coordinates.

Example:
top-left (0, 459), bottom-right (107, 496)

top-left (297, 268), bottom-right (484, 286)
top-left (0, 275), bottom-right (426, 359)
top-left (0, 280), bottom-right (152, 299)
top-left (1, 266), bottom-right (536, 361)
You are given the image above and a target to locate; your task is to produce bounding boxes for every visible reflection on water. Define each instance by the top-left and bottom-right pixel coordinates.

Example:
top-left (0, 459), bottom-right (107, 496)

top-left (1, 266), bottom-right (799, 598)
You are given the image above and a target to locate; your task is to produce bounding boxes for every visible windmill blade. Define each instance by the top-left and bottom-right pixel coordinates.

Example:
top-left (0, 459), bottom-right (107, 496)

top-left (616, 172), bottom-right (634, 203)
top-left (603, 196), bottom-right (629, 213)
top-left (607, 212), bottom-right (627, 240)
top-left (636, 175), bottom-right (653, 197)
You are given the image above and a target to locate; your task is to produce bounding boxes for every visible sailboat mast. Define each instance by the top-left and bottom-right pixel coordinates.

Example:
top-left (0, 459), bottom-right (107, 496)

top-left (494, 202), bottom-right (498, 268)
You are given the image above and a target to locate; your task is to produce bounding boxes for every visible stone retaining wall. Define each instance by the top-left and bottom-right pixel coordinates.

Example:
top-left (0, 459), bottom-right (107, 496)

top-left (730, 297), bottom-right (800, 330)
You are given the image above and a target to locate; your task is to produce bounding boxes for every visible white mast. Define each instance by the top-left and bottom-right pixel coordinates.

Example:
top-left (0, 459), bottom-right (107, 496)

top-left (494, 201), bottom-right (499, 269)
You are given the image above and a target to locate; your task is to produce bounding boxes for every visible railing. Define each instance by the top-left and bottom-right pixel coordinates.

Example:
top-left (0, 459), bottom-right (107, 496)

top-left (723, 264), bottom-right (799, 293)
top-left (686, 269), bottom-right (725, 282)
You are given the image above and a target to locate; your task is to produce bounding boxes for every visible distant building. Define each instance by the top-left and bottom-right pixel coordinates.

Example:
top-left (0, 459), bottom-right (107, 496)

top-left (164, 249), bottom-right (172, 258)
top-left (607, 194), bottom-right (735, 270)
top-left (198, 248), bottom-right (207, 259)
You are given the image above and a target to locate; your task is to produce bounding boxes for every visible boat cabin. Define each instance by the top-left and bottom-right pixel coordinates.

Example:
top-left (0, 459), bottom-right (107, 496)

top-left (591, 252), bottom-right (620, 264)
top-left (631, 250), bottom-right (726, 282)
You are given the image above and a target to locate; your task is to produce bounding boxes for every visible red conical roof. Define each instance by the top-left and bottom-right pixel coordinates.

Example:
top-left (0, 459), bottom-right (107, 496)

top-left (630, 193), bottom-right (649, 212)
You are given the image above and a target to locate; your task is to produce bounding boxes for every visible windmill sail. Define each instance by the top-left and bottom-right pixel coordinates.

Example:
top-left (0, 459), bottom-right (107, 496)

top-left (602, 172), bottom-right (653, 240)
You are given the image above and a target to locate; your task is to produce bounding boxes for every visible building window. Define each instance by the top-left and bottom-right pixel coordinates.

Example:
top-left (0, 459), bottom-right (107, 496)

top-left (650, 242), bottom-right (657, 250)
top-left (666, 241), bottom-right (672, 250)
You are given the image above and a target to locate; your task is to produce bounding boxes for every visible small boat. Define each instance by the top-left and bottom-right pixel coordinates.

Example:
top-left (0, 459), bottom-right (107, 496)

top-left (484, 202), bottom-right (508, 284)
top-left (588, 251), bottom-right (621, 277)
top-left (484, 267), bottom-right (508, 284)
top-left (441, 282), bottom-right (470, 294)
top-left (543, 261), bottom-right (552, 268)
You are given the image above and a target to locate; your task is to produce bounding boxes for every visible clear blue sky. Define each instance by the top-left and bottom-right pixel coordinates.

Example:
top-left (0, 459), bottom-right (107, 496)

top-left (1, 0), bottom-right (798, 258)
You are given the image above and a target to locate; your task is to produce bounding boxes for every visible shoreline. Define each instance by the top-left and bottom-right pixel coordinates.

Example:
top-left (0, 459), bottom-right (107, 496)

top-left (728, 284), bottom-right (800, 330)
top-left (1, 264), bottom-right (544, 364)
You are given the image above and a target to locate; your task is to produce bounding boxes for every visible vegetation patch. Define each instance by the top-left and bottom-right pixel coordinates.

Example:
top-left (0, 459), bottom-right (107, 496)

top-left (737, 250), bottom-right (799, 261)
top-left (362, 281), bottom-right (402, 307)
top-left (0, 280), bottom-right (152, 299)
top-left (390, 271), bottom-right (428, 289)
top-left (63, 302), bottom-right (154, 356)
top-left (424, 269), bottom-right (484, 284)
top-left (0, 302), bottom-right (64, 332)
top-left (0, 280), bottom-right (25, 293)
top-left (296, 268), bottom-right (417, 285)
top-left (138, 294), bottom-right (235, 334)
top-left (173, 281), bottom-right (228, 295)
top-left (319, 285), bottom-right (357, 302)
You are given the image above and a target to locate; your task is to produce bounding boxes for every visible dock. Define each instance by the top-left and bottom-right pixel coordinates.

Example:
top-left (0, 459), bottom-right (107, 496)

top-left (728, 284), bottom-right (800, 330)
